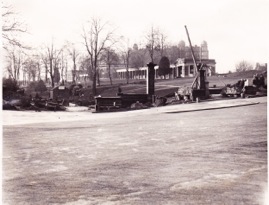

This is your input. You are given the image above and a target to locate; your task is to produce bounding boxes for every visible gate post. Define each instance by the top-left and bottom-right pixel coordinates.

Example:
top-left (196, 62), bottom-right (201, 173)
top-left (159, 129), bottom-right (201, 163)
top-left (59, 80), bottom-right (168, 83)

top-left (147, 62), bottom-right (156, 95)
top-left (147, 62), bottom-right (156, 102)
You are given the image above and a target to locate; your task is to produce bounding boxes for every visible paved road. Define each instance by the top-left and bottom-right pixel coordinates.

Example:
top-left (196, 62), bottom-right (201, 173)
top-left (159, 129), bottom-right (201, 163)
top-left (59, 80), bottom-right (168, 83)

top-left (3, 97), bottom-right (267, 205)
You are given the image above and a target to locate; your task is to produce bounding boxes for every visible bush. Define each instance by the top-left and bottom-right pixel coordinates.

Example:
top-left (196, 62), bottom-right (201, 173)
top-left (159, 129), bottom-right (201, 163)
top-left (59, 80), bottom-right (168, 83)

top-left (158, 56), bottom-right (171, 78)
top-left (35, 80), bottom-right (47, 93)
top-left (20, 96), bottom-right (32, 108)
top-left (27, 81), bottom-right (38, 93)
top-left (3, 78), bottom-right (20, 100)
top-left (3, 78), bottom-right (19, 92)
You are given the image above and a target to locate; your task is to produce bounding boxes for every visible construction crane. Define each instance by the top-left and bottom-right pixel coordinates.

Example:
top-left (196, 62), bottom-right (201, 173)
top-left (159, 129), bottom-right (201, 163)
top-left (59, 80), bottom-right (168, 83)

top-left (182, 25), bottom-right (210, 100)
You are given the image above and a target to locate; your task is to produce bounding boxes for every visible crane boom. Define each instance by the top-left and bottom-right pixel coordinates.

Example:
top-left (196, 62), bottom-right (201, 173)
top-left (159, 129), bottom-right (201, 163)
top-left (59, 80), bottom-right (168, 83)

top-left (184, 25), bottom-right (199, 89)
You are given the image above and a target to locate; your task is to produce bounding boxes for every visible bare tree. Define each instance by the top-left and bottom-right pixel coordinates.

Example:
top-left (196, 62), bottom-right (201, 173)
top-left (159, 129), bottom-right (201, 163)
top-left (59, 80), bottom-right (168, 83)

top-left (145, 26), bottom-right (160, 63)
top-left (119, 37), bottom-right (132, 84)
top-left (40, 54), bottom-right (49, 83)
top-left (31, 54), bottom-right (41, 81)
top-left (59, 51), bottom-right (68, 84)
top-left (158, 31), bottom-right (167, 57)
top-left (235, 60), bottom-right (253, 72)
top-left (79, 56), bottom-right (92, 83)
top-left (5, 46), bottom-right (24, 80)
top-left (65, 42), bottom-right (80, 83)
top-left (101, 48), bottom-right (119, 85)
top-left (122, 48), bottom-right (132, 84)
top-left (42, 42), bottom-right (63, 87)
top-left (82, 17), bottom-right (115, 96)
top-left (23, 57), bottom-right (39, 82)
top-left (2, 4), bottom-right (28, 49)
top-left (53, 56), bottom-right (61, 85)
top-left (70, 48), bottom-right (79, 83)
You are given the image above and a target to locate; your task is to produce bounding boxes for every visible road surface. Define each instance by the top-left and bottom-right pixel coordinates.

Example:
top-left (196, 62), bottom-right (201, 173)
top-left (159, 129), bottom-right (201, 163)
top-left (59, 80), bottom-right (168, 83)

top-left (3, 97), bottom-right (267, 204)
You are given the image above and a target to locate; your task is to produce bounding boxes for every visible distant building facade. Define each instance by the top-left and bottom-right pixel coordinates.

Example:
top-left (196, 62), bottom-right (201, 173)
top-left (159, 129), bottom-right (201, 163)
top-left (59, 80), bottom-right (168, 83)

top-left (116, 58), bottom-right (216, 80)
top-left (178, 40), bottom-right (209, 60)
top-left (116, 40), bottom-right (216, 79)
top-left (71, 40), bottom-right (216, 81)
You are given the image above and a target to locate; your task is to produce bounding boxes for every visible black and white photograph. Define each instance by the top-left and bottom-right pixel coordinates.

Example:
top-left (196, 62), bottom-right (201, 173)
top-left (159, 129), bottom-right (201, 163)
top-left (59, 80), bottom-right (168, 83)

top-left (2, 0), bottom-right (268, 204)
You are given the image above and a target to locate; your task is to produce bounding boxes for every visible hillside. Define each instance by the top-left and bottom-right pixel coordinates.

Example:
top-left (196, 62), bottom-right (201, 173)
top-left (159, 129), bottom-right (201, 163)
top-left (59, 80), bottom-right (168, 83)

top-left (99, 76), bottom-right (238, 97)
top-left (226, 70), bottom-right (266, 78)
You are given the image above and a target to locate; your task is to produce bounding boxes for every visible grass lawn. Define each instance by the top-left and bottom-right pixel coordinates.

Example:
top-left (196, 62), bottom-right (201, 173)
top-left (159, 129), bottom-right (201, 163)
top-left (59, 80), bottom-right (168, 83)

top-left (98, 75), bottom-right (248, 97)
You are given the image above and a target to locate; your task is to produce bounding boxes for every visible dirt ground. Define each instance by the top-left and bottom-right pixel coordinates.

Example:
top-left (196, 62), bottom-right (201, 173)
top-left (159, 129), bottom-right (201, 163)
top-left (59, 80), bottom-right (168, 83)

top-left (2, 97), bottom-right (267, 205)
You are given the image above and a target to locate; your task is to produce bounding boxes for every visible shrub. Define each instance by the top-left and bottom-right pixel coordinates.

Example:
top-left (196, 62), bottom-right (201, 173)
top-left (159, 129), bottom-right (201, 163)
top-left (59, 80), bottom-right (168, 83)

top-left (35, 80), bottom-right (47, 93)
top-left (3, 78), bottom-right (19, 92)
top-left (20, 95), bottom-right (32, 108)
top-left (158, 56), bottom-right (171, 79)
top-left (27, 81), bottom-right (38, 93)
top-left (3, 78), bottom-right (20, 100)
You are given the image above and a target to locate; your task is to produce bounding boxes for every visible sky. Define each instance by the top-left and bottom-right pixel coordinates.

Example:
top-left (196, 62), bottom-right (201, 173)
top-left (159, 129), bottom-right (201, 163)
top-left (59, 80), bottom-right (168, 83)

top-left (3, 0), bottom-right (269, 73)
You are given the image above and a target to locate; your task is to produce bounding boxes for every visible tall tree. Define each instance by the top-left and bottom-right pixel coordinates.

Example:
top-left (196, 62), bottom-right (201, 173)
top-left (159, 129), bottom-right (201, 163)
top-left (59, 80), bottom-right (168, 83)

top-left (40, 54), bottom-right (49, 83)
top-left (158, 56), bottom-right (171, 79)
top-left (5, 46), bottom-right (24, 80)
top-left (54, 66), bottom-right (61, 84)
top-left (158, 31), bottom-right (167, 57)
top-left (66, 42), bottom-right (80, 83)
top-left (23, 57), bottom-right (39, 82)
top-left (58, 51), bottom-right (68, 83)
top-left (2, 4), bottom-right (28, 49)
top-left (42, 42), bottom-right (63, 87)
top-left (82, 17), bottom-right (115, 96)
top-left (121, 48), bottom-right (131, 84)
top-left (101, 48), bottom-right (119, 85)
top-left (79, 56), bottom-right (92, 83)
top-left (235, 60), bottom-right (253, 72)
top-left (145, 26), bottom-right (160, 63)
top-left (32, 54), bottom-right (41, 81)
top-left (120, 37), bottom-right (132, 84)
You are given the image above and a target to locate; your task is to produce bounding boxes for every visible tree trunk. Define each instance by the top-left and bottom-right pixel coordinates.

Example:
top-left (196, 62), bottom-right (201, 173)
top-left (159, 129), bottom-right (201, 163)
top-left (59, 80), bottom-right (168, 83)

top-left (72, 62), bottom-right (76, 83)
top-left (16, 56), bottom-right (20, 81)
top-left (108, 65), bottom-right (113, 85)
top-left (97, 69), bottom-right (100, 86)
top-left (126, 69), bottom-right (129, 84)
top-left (45, 65), bottom-right (48, 83)
top-left (50, 60), bottom-right (54, 87)
top-left (38, 63), bottom-right (41, 81)
top-left (50, 73), bottom-right (54, 87)
top-left (92, 71), bottom-right (97, 96)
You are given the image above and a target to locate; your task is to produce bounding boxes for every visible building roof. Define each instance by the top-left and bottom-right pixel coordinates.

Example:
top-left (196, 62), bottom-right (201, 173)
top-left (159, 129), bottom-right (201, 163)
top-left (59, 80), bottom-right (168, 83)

top-left (175, 58), bottom-right (216, 65)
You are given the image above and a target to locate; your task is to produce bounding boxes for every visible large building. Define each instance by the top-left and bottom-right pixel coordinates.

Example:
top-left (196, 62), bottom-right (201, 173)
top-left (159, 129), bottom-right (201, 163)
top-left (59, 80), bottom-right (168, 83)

top-left (116, 40), bottom-right (216, 79)
top-left (180, 40), bottom-right (209, 60)
top-left (71, 40), bottom-right (216, 82)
